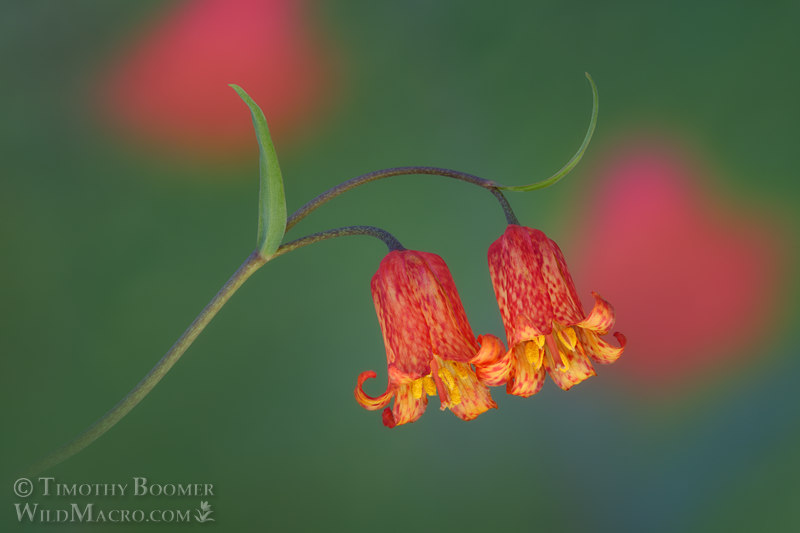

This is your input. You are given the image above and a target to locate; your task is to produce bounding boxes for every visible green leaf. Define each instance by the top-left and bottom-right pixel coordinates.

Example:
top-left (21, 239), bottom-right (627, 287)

top-left (499, 72), bottom-right (599, 192)
top-left (229, 84), bottom-right (287, 257)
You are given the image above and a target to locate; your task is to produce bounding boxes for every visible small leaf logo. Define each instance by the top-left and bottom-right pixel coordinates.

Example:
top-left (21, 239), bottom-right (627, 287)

top-left (195, 500), bottom-right (215, 523)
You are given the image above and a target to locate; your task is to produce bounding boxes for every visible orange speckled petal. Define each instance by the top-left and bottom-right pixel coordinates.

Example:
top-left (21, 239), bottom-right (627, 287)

top-left (472, 334), bottom-right (506, 365)
top-left (354, 371), bottom-right (393, 411)
top-left (448, 367), bottom-right (498, 421)
top-left (540, 232), bottom-right (585, 325)
top-left (506, 344), bottom-right (546, 397)
top-left (545, 352), bottom-right (596, 391)
top-left (488, 225), bottom-right (555, 341)
top-left (474, 351), bottom-right (514, 387)
top-left (472, 334), bottom-right (511, 386)
top-left (575, 292), bottom-right (616, 334)
top-left (581, 330), bottom-right (627, 365)
top-left (382, 383), bottom-right (428, 428)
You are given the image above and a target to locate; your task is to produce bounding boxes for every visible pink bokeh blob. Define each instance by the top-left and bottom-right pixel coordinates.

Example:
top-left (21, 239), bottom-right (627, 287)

top-left (571, 140), bottom-right (784, 391)
top-left (97, 0), bottom-right (336, 158)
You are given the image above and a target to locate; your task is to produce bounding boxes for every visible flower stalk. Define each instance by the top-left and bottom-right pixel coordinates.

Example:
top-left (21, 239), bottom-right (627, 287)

top-left (28, 223), bottom-right (408, 475)
top-left (285, 166), bottom-right (519, 230)
top-left (276, 226), bottom-right (406, 255)
top-left (284, 72), bottom-right (598, 228)
top-left (28, 250), bottom-right (267, 475)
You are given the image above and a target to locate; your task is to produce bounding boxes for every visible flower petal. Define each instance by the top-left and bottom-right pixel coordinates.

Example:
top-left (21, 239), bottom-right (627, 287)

top-left (382, 383), bottom-right (428, 428)
top-left (470, 334), bottom-right (513, 386)
top-left (471, 334), bottom-right (506, 365)
top-left (580, 330), bottom-right (627, 365)
top-left (429, 357), bottom-right (498, 420)
top-left (488, 225), bottom-right (553, 341)
top-left (506, 343), bottom-right (546, 397)
top-left (408, 253), bottom-right (480, 363)
top-left (545, 350), bottom-right (596, 391)
top-left (449, 383), bottom-right (497, 421)
top-left (575, 292), bottom-right (616, 334)
top-left (354, 371), bottom-right (393, 411)
top-left (423, 253), bottom-right (481, 361)
top-left (371, 252), bottom-right (433, 378)
top-left (446, 364), bottom-right (498, 421)
top-left (474, 350), bottom-right (514, 387)
top-left (538, 231), bottom-right (585, 325)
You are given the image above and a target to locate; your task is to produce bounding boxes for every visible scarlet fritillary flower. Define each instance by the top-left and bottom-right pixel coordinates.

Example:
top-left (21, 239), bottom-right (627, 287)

top-left (481, 225), bottom-right (626, 396)
top-left (355, 250), bottom-right (505, 427)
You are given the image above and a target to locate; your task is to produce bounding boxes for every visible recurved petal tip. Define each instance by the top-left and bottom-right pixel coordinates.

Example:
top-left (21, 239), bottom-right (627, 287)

top-left (354, 371), bottom-right (393, 411)
top-left (576, 291), bottom-right (616, 334)
top-left (581, 330), bottom-right (627, 365)
top-left (382, 408), bottom-right (397, 428)
top-left (472, 334), bottom-right (507, 365)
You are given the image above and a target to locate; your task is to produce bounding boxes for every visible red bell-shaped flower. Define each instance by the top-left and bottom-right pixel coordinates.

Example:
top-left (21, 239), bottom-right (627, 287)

top-left (482, 225), bottom-right (626, 396)
top-left (355, 250), bottom-right (504, 427)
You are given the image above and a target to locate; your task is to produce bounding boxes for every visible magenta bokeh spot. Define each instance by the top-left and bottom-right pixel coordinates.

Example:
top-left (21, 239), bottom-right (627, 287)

top-left (97, 0), bottom-right (336, 158)
top-left (571, 141), bottom-right (784, 390)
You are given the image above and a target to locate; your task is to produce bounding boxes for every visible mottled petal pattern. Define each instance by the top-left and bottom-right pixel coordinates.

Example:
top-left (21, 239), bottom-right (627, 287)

top-left (579, 330), bottom-right (627, 365)
top-left (576, 292), bottom-right (616, 335)
top-left (382, 383), bottom-right (428, 428)
top-left (506, 343), bottom-right (546, 397)
top-left (544, 346), bottom-right (596, 391)
top-left (435, 357), bottom-right (498, 420)
top-left (471, 334), bottom-right (512, 386)
top-left (371, 253), bottom-right (432, 379)
top-left (547, 235), bottom-right (586, 323)
top-left (487, 225), bottom-right (625, 395)
top-left (488, 225), bottom-right (553, 341)
top-left (356, 250), bottom-right (498, 427)
top-left (535, 230), bottom-right (585, 325)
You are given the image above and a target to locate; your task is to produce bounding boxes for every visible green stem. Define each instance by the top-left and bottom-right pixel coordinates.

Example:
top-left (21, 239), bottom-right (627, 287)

top-left (488, 187), bottom-right (520, 225)
top-left (282, 73), bottom-right (597, 228)
top-left (29, 225), bottom-right (405, 475)
top-left (276, 226), bottom-right (406, 256)
top-left (285, 166), bottom-right (518, 230)
top-left (28, 251), bottom-right (267, 475)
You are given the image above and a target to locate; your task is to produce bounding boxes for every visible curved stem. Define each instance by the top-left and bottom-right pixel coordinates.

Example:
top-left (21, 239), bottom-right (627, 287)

top-left (488, 187), bottom-right (519, 225)
top-left (27, 251), bottom-right (267, 475)
top-left (29, 224), bottom-right (404, 474)
top-left (283, 74), bottom-right (597, 230)
top-left (285, 166), bottom-right (516, 231)
top-left (276, 225), bottom-right (406, 256)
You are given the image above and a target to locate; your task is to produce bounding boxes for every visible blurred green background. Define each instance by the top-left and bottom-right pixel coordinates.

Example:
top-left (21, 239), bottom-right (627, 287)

top-left (2, 1), bottom-right (799, 531)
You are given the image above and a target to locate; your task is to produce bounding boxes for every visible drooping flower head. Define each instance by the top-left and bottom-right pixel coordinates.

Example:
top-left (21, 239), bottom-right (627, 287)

top-left (483, 225), bottom-right (626, 396)
top-left (355, 250), bottom-right (505, 427)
